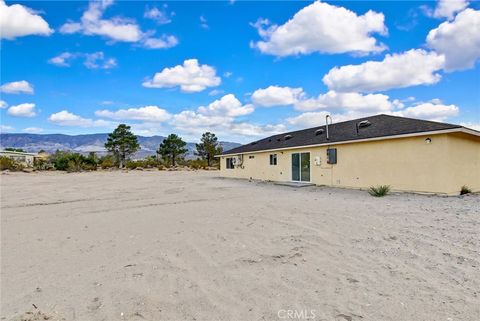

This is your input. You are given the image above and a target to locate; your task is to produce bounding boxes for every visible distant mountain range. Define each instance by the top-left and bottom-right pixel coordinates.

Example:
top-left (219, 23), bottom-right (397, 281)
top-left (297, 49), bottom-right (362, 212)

top-left (0, 133), bottom-right (241, 159)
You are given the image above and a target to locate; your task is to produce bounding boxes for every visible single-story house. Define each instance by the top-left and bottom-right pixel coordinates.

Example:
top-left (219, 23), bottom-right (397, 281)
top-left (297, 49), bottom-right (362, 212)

top-left (218, 114), bottom-right (480, 195)
top-left (0, 150), bottom-right (38, 167)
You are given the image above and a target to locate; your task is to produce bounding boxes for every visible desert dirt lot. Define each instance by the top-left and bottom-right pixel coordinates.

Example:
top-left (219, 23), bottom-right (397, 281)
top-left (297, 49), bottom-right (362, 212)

top-left (1, 171), bottom-right (479, 321)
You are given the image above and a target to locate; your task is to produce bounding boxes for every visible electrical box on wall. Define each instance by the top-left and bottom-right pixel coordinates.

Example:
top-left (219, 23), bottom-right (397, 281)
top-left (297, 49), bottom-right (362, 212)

top-left (327, 148), bottom-right (337, 164)
top-left (314, 156), bottom-right (321, 166)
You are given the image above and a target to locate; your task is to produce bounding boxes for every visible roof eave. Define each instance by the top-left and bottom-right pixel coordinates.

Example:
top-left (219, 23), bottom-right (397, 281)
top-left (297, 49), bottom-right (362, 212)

top-left (217, 127), bottom-right (476, 157)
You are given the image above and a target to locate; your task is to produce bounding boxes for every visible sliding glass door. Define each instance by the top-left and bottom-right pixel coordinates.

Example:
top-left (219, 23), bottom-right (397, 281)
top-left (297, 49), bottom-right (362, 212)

top-left (291, 152), bottom-right (310, 182)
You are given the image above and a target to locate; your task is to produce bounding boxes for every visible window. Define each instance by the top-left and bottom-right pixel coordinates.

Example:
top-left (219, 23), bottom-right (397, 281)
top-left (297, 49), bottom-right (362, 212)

top-left (270, 154), bottom-right (277, 165)
top-left (226, 158), bottom-right (234, 169)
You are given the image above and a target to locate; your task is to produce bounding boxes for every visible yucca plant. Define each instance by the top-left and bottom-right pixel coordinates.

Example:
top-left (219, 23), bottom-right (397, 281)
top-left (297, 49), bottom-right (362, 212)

top-left (460, 185), bottom-right (472, 195)
top-left (369, 185), bottom-right (391, 197)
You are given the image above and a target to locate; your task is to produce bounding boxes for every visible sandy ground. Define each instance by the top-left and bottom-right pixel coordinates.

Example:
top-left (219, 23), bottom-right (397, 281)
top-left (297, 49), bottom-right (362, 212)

top-left (1, 170), bottom-right (479, 321)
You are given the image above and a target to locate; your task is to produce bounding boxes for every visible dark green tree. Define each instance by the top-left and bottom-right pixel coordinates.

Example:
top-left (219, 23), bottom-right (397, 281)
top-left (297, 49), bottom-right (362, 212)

top-left (157, 134), bottom-right (188, 167)
top-left (104, 124), bottom-right (140, 168)
top-left (195, 132), bottom-right (223, 167)
top-left (5, 147), bottom-right (25, 152)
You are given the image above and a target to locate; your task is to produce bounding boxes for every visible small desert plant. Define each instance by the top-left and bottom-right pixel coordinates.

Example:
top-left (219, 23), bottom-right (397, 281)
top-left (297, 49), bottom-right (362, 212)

top-left (50, 151), bottom-right (97, 171)
top-left (125, 157), bottom-right (162, 169)
top-left (460, 185), bottom-right (472, 195)
top-left (125, 160), bottom-right (145, 169)
top-left (188, 159), bottom-right (208, 170)
top-left (99, 155), bottom-right (115, 169)
top-left (143, 155), bottom-right (161, 168)
top-left (369, 185), bottom-right (391, 197)
top-left (66, 154), bottom-right (86, 172)
top-left (33, 158), bottom-right (52, 170)
top-left (0, 156), bottom-right (24, 171)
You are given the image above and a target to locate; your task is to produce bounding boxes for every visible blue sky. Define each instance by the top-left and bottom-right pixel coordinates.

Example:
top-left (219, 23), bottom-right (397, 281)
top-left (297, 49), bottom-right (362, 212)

top-left (1, 0), bottom-right (479, 142)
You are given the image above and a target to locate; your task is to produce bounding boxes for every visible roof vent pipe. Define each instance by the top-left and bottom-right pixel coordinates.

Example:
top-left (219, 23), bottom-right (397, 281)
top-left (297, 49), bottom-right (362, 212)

top-left (325, 115), bottom-right (332, 140)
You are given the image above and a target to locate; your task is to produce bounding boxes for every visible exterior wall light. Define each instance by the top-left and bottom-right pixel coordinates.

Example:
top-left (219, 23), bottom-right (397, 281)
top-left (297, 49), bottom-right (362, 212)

top-left (425, 138), bottom-right (432, 144)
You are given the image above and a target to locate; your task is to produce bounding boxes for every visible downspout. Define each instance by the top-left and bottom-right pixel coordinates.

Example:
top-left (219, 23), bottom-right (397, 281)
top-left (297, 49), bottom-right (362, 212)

top-left (325, 114), bottom-right (333, 185)
top-left (325, 115), bottom-right (332, 140)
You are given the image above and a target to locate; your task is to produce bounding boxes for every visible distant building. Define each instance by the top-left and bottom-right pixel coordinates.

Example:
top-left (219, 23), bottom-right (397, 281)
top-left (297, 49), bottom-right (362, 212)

top-left (0, 150), bottom-right (38, 167)
top-left (218, 114), bottom-right (480, 195)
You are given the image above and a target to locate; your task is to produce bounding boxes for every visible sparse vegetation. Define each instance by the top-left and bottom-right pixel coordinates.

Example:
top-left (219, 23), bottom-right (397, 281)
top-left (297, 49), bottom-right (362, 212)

top-left (0, 156), bottom-right (24, 171)
top-left (99, 155), bottom-right (116, 169)
top-left (125, 156), bottom-right (163, 169)
top-left (188, 159), bottom-right (208, 170)
top-left (460, 185), bottom-right (472, 195)
top-left (49, 151), bottom-right (97, 172)
top-left (1, 131), bottom-right (224, 172)
top-left (33, 158), bottom-right (52, 171)
top-left (369, 185), bottom-right (391, 197)
top-left (125, 160), bottom-right (143, 169)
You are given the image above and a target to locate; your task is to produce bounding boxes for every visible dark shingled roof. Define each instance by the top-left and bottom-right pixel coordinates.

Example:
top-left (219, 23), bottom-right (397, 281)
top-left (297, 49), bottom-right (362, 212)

top-left (223, 114), bottom-right (463, 155)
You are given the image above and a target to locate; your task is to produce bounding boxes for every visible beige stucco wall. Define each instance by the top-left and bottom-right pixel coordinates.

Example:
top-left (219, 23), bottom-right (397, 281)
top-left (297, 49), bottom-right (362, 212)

top-left (219, 133), bottom-right (480, 195)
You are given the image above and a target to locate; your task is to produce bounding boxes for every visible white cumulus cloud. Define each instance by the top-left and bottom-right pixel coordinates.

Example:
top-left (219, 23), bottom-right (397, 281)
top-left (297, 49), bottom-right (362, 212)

top-left (48, 52), bottom-right (117, 69)
top-left (287, 99), bottom-right (460, 128)
top-left (95, 106), bottom-right (171, 122)
top-left (286, 111), bottom-right (369, 128)
top-left (23, 127), bottom-right (44, 133)
top-left (143, 59), bottom-right (221, 93)
top-left (200, 15), bottom-right (209, 29)
top-left (394, 101), bottom-right (459, 121)
top-left (142, 35), bottom-right (178, 49)
top-left (427, 8), bottom-right (480, 71)
top-left (0, 0), bottom-right (53, 39)
top-left (0, 80), bottom-right (34, 94)
top-left (287, 111), bottom-right (333, 128)
top-left (294, 91), bottom-right (399, 113)
top-left (172, 110), bottom-right (285, 140)
top-left (84, 52), bottom-right (117, 69)
top-left (433, 0), bottom-right (469, 19)
top-left (251, 1), bottom-right (387, 57)
top-left (251, 86), bottom-right (305, 107)
top-left (60, 0), bottom-right (178, 49)
top-left (323, 49), bottom-right (445, 92)
top-left (197, 94), bottom-right (254, 117)
top-left (228, 122), bottom-right (286, 137)
top-left (460, 122), bottom-right (480, 131)
top-left (60, 0), bottom-right (142, 42)
top-left (49, 110), bottom-right (114, 127)
top-left (170, 94), bottom-right (283, 141)
top-left (48, 52), bottom-right (77, 67)
top-left (7, 103), bottom-right (37, 117)
top-left (0, 100), bottom-right (8, 109)
top-left (144, 5), bottom-right (174, 25)
top-left (208, 89), bottom-right (224, 96)
top-left (171, 94), bottom-right (254, 133)
top-left (0, 125), bottom-right (15, 132)
top-left (173, 111), bottom-right (232, 130)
